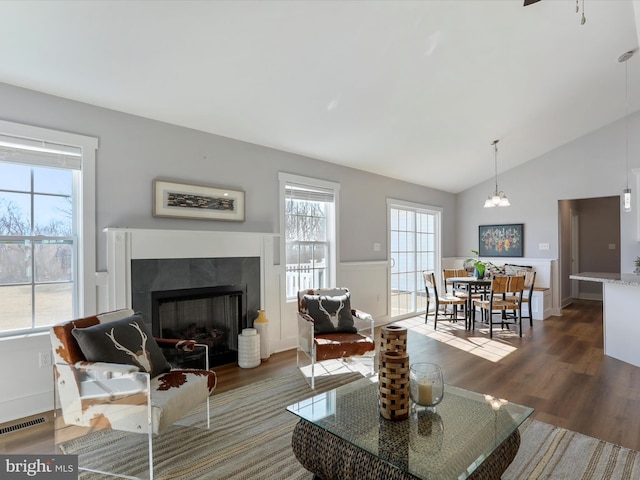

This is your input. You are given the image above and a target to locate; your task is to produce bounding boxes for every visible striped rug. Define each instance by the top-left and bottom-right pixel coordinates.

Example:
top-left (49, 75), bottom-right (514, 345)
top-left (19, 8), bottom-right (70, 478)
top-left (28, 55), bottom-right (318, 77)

top-left (503, 418), bottom-right (640, 480)
top-left (61, 370), bottom-right (640, 480)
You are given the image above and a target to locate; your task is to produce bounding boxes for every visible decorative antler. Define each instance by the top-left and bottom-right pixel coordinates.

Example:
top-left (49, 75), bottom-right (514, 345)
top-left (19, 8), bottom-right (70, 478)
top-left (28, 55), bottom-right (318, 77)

top-left (318, 297), bottom-right (344, 329)
top-left (105, 323), bottom-right (153, 373)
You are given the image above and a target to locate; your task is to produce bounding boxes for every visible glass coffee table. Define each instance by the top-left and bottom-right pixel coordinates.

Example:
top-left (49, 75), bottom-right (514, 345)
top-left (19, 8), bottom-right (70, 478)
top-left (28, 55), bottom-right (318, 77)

top-left (287, 377), bottom-right (533, 480)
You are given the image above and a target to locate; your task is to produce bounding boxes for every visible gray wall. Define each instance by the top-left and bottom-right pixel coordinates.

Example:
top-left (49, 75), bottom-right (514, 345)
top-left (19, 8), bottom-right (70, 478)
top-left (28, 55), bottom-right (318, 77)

top-left (0, 81), bottom-right (456, 423)
top-left (0, 82), bottom-right (457, 273)
top-left (456, 111), bottom-right (640, 279)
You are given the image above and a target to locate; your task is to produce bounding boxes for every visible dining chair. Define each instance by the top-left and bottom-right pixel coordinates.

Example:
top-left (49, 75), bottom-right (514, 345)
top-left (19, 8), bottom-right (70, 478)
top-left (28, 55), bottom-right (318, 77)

top-left (442, 268), bottom-right (469, 295)
top-left (443, 268), bottom-right (485, 321)
top-left (472, 275), bottom-right (525, 338)
top-left (505, 271), bottom-right (536, 326)
top-left (423, 272), bottom-right (466, 329)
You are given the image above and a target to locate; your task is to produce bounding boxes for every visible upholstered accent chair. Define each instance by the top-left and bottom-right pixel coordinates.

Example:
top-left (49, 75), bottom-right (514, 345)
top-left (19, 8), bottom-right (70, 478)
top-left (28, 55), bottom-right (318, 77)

top-left (423, 272), bottom-right (466, 329)
top-left (297, 288), bottom-right (375, 389)
top-left (472, 275), bottom-right (525, 338)
top-left (50, 309), bottom-right (217, 479)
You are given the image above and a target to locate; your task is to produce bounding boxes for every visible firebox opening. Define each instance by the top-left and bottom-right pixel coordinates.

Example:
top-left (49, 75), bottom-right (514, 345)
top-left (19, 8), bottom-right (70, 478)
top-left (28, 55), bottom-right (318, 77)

top-left (151, 285), bottom-right (247, 368)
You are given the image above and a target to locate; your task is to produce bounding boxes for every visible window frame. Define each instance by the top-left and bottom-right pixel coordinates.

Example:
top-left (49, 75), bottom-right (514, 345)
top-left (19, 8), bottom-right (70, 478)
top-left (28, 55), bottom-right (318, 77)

top-left (279, 172), bottom-right (339, 301)
top-left (387, 198), bottom-right (442, 320)
top-left (0, 120), bottom-right (97, 336)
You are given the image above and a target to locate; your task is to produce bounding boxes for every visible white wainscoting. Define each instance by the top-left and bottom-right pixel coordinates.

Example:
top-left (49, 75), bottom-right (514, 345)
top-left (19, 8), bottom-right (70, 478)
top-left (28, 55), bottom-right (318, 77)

top-left (338, 261), bottom-right (390, 325)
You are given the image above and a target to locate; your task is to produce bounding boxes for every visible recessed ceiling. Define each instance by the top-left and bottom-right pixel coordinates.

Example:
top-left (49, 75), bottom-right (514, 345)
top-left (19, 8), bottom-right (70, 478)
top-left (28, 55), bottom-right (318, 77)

top-left (0, 0), bottom-right (639, 193)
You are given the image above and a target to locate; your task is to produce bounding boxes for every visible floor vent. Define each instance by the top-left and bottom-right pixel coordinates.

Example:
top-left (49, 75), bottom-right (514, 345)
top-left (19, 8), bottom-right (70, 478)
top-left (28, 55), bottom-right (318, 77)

top-left (0, 416), bottom-right (47, 436)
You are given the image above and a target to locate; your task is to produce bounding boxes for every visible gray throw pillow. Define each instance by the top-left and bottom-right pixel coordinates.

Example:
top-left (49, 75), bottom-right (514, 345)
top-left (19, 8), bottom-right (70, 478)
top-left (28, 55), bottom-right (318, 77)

top-left (72, 314), bottom-right (171, 378)
top-left (304, 293), bottom-right (357, 334)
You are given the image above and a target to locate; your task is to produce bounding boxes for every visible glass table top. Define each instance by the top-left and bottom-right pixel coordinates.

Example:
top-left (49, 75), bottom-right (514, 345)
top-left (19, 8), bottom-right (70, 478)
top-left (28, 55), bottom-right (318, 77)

top-left (287, 377), bottom-right (533, 480)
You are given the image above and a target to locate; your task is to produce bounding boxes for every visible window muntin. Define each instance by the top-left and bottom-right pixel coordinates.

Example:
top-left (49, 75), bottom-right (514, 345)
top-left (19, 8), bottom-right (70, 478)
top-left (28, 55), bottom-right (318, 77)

top-left (0, 161), bottom-right (77, 334)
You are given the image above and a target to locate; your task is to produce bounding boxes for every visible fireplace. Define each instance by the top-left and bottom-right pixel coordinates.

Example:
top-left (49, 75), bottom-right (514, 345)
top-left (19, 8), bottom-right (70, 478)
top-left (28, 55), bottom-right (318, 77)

top-left (130, 256), bottom-right (260, 367)
top-left (151, 285), bottom-right (246, 367)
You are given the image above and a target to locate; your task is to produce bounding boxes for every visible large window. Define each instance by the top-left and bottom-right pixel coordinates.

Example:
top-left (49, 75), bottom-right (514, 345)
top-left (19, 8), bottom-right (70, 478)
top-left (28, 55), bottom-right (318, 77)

top-left (0, 122), bottom-right (96, 336)
top-left (388, 199), bottom-right (441, 320)
top-left (279, 173), bottom-right (338, 300)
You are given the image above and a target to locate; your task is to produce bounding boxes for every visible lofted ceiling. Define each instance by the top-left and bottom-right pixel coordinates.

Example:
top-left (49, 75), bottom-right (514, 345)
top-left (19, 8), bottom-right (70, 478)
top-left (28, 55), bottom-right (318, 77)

top-left (0, 0), bottom-right (639, 193)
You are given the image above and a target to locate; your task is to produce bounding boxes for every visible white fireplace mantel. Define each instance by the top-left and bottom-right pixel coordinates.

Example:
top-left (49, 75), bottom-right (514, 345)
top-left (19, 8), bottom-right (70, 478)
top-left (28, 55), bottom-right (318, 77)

top-left (104, 228), bottom-right (279, 313)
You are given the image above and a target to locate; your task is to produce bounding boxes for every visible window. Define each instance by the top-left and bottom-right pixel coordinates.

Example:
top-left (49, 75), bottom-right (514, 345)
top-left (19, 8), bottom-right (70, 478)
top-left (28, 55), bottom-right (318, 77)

top-left (388, 199), bottom-right (441, 320)
top-left (279, 173), bottom-right (338, 300)
top-left (0, 121), bottom-right (96, 336)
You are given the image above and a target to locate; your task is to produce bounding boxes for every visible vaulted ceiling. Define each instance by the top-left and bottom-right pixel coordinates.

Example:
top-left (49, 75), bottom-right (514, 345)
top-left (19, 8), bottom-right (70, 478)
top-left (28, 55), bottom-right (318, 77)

top-left (1, 1), bottom-right (639, 193)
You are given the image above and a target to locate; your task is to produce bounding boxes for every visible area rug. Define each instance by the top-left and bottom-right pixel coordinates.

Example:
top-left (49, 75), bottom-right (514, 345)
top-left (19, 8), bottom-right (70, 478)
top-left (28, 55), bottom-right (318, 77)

top-left (60, 371), bottom-right (640, 480)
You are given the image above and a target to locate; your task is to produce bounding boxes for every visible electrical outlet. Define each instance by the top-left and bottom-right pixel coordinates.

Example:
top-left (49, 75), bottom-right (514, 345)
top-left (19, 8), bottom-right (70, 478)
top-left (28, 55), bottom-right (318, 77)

top-left (39, 351), bottom-right (52, 368)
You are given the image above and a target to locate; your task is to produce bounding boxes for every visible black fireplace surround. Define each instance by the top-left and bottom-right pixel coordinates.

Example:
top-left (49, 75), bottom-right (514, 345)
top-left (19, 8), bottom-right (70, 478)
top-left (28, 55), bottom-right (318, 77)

top-left (130, 257), bottom-right (260, 366)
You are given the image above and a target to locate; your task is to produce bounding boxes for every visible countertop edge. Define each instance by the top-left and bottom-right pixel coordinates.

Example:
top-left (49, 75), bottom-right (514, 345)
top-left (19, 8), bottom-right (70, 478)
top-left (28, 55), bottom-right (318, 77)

top-left (569, 272), bottom-right (640, 286)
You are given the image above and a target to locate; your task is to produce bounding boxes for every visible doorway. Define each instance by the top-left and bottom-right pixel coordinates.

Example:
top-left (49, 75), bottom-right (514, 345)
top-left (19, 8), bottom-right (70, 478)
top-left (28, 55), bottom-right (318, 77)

top-left (559, 196), bottom-right (620, 306)
top-left (387, 199), bottom-right (442, 320)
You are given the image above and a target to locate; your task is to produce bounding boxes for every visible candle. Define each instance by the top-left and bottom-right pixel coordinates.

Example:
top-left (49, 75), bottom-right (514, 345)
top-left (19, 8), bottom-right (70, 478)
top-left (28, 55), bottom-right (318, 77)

top-left (418, 379), bottom-right (433, 405)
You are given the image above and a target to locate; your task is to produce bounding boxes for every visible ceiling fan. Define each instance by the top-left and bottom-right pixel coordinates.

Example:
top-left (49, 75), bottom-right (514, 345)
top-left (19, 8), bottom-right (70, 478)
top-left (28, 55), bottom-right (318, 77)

top-left (524, 0), bottom-right (586, 25)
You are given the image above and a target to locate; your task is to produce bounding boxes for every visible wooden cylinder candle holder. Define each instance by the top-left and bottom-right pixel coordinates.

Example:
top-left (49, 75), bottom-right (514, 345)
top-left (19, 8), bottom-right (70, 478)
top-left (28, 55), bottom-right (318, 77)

top-left (379, 350), bottom-right (410, 421)
top-left (379, 324), bottom-right (408, 369)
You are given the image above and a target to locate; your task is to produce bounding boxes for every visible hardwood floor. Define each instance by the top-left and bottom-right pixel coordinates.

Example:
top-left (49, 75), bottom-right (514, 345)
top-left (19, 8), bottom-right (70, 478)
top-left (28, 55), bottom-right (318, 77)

top-left (403, 299), bottom-right (640, 452)
top-left (2, 299), bottom-right (639, 455)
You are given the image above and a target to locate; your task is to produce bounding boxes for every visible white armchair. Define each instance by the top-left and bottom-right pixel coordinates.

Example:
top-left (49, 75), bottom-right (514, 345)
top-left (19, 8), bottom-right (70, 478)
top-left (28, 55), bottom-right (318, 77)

top-left (50, 309), bottom-right (217, 479)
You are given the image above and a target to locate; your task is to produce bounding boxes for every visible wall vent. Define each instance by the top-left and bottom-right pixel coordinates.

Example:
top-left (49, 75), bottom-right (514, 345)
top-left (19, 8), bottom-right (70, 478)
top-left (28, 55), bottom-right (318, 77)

top-left (0, 416), bottom-right (46, 436)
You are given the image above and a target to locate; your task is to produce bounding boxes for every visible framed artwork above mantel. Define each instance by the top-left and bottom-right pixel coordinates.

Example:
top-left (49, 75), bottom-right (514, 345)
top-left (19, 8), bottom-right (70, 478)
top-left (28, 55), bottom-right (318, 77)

top-left (153, 179), bottom-right (245, 222)
top-left (478, 224), bottom-right (523, 257)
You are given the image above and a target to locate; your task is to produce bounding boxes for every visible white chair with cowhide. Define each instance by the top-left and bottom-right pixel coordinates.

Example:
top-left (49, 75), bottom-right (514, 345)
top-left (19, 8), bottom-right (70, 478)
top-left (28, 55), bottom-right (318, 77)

top-left (50, 308), bottom-right (217, 479)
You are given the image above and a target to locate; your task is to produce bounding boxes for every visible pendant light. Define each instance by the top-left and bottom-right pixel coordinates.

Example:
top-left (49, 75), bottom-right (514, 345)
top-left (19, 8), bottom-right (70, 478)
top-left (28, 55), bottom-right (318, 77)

top-left (619, 50), bottom-right (634, 213)
top-left (483, 140), bottom-right (511, 208)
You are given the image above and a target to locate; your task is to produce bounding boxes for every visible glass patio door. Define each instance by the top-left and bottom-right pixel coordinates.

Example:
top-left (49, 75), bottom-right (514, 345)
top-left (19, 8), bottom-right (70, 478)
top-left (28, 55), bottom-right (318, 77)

top-left (388, 200), bottom-right (441, 320)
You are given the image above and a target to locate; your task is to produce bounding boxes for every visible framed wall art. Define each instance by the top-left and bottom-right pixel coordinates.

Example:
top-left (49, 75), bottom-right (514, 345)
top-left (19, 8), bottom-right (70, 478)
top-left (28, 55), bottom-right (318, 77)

top-left (478, 224), bottom-right (523, 257)
top-left (153, 180), bottom-right (245, 222)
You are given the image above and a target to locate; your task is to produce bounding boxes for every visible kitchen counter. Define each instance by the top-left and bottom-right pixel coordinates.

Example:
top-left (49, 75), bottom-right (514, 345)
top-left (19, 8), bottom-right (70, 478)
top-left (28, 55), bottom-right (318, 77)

top-left (570, 272), bottom-right (640, 368)
top-left (569, 272), bottom-right (640, 286)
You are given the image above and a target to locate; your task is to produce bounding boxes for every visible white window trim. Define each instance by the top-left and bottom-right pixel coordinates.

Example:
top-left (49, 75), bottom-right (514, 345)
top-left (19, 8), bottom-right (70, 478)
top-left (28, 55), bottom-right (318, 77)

top-left (0, 119), bottom-right (98, 318)
top-left (278, 172), bottom-right (340, 300)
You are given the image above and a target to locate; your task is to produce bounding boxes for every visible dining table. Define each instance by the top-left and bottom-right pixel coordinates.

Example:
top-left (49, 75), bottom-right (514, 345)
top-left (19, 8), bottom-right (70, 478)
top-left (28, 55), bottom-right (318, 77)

top-left (446, 276), bottom-right (492, 329)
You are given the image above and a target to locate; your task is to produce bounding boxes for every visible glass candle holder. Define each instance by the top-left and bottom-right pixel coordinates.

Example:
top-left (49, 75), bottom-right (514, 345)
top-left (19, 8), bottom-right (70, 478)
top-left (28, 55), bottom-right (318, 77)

top-left (409, 363), bottom-right (444, 412)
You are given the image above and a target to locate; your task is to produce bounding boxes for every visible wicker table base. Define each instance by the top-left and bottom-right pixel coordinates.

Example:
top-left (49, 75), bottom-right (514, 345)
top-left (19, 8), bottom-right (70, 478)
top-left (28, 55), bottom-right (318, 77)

top-left (292, 418), bottom-right (521, 480)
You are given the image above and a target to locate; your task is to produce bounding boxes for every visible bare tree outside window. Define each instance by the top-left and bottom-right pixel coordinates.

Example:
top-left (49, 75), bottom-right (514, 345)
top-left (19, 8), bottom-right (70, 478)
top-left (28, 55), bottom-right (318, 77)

top-left (0, 163), bottom-right (75, 332)
top-left (284, 186), bottom-right (334, 299)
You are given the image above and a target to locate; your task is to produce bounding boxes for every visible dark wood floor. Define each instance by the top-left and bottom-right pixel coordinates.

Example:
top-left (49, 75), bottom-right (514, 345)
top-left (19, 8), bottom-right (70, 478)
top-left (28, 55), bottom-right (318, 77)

top-left (2, 299), bottom-right (640, 454)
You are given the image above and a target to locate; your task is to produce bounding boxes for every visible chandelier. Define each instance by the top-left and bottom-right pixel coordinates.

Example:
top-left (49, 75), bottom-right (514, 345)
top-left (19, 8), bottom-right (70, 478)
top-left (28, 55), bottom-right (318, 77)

top-left (483, 140), bottom-right (511, 208)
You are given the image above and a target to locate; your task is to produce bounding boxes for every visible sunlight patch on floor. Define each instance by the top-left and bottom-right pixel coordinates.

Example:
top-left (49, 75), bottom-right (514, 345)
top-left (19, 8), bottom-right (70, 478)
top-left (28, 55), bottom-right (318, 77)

top-left (298, 356), bottom-right (375, 381)
top-left (395, 316), bottom-right (517, 362)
